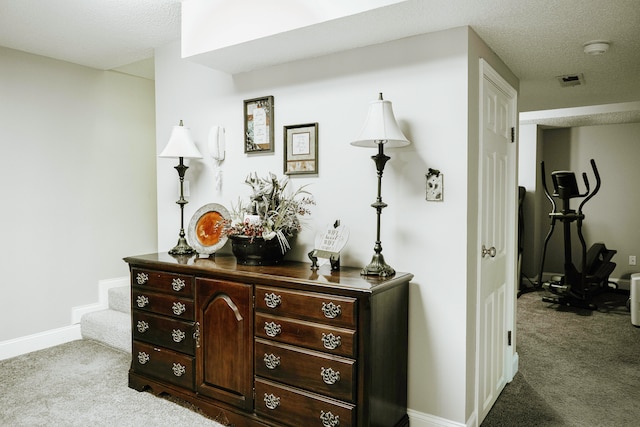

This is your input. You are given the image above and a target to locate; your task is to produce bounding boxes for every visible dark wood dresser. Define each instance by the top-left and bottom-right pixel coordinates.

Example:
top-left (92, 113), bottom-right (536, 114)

top-left (124, 252), bottom-right (412, 427)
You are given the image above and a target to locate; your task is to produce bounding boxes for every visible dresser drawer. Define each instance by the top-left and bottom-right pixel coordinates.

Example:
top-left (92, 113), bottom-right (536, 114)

top-left (132, 341), bottom-right (195, 390)
top-left (256, 313), bottom-right (355, 358)
top-left (255, 286), bottom-right (357, 329)
top-left (255, 339), bottom-right (355, 403)
top-left (255, 378), bottom-right (354, 427)
top-left (133, 311), bottom-right (196, 356)
top-left (132, 289), bottom-right (194, 320)
top-left (131, 268), bottom-right (193, 296)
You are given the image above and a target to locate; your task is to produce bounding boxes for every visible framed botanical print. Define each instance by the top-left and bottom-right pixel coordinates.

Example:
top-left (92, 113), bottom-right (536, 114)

top-left (243, 96), bottom-right (274, 153)
top-left (283, 123), bottom-right (318, 175)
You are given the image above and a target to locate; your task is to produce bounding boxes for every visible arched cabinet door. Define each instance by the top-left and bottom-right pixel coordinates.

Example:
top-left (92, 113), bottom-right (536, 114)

top-left (196, 277), bottom-right (253, 410)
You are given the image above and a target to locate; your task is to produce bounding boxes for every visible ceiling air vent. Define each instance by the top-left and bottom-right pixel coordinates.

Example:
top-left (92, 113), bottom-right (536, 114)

top-left (557, 73), bottom-right (585, 87)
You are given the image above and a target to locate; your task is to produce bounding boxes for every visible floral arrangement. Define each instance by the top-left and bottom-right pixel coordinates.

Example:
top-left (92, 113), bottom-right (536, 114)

top-left (224, 172), bottom-right (314, 253)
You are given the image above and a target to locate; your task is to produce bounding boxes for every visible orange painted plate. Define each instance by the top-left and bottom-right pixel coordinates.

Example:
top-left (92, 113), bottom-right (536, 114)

top-left (187, 203), bottom-right (230, 255)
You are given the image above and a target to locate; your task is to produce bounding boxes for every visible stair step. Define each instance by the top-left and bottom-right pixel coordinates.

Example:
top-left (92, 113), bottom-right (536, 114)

top-left (81, 309), bottom-right (131, 353)
top-left (108, 285), bottom-right (130, 314)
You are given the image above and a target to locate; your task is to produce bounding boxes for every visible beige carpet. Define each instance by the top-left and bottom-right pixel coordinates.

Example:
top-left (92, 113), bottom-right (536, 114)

top-left (482, 289), bottom-right (640, 426)
top-left (0, 340), bottom-right (224, 426)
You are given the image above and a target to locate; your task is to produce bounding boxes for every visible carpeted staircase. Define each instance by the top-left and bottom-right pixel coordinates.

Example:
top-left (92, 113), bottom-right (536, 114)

top-left (80, 285), bottom-right (131, 353)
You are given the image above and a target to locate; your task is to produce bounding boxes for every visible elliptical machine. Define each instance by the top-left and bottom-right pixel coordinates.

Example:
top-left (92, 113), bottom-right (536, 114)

top-left (537, 159), bottom-right (616, 309)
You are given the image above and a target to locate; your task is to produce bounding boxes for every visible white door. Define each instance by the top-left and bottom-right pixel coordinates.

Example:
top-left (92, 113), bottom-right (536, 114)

top-left (477, 60), bottom-right (518, 425)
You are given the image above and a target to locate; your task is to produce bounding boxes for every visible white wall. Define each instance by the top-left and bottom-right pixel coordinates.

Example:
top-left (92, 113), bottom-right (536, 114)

top-left (156, 26), bottom-right (517, 424)
top-left (0, 46), bottom-right (158, 341)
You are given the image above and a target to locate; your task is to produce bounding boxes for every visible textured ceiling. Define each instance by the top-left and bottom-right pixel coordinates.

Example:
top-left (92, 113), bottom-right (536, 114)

top-left (0, 0), bottom-right (180, 71)
top-left (0, 0), bottom-right (638, 124)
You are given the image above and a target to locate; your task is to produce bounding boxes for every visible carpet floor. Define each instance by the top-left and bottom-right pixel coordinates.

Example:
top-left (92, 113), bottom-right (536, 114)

top-left (482, 288), bottom-right (640, 426)
top-left (2, 288), bottom-right (637, 426)
top-left (0, 339), bottom-right (224, 426)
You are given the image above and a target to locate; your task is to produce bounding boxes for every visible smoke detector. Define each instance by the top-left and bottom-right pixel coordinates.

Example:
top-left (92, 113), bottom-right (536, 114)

top-left (583, 40), bottom-right (610, 55)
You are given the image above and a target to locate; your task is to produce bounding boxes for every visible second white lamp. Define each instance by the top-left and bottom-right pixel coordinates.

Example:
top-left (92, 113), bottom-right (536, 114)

top-left (351, 93), bottom-right (410, 276)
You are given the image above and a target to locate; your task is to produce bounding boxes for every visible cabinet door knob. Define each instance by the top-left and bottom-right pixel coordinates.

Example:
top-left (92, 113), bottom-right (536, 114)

top-left (193, 322), bottom-right (200, 348)
top-left (263, 393), bottom-right (281, 410)
top-left (264, 321), bottom-right (282, 337)
top-left (320, 410), bottom-right (340, 426)
top-left (264, 292), bottom-right (282, 309)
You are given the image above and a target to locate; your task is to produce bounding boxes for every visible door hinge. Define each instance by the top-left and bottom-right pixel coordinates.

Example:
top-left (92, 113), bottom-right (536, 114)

top-left (507, 330), bottom-right (512, 346)
top-left (510, 127), bottom-right (515, 143)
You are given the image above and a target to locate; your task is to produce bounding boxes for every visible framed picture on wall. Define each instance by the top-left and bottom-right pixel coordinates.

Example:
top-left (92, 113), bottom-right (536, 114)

top-left (243, 95), bottom-right (274, 153)
top-left (283, 123), bottom-right (318, 175)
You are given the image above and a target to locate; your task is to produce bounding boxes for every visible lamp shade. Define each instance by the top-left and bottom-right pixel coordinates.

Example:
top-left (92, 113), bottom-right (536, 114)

top-left (159, 121), bottom-right (203, 159)
top-left (351, 93), bottom-right (409, 148)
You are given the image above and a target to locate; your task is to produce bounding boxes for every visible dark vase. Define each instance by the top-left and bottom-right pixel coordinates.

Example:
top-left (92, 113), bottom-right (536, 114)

top-left (229, 235), bottom-right (288, 266)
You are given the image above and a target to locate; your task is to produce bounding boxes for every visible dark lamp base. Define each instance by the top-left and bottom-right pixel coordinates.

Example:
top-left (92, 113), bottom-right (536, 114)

top-left (168, 237), bottom-right (197, 256)
top-left (361, 252), bottom-right (396, 277)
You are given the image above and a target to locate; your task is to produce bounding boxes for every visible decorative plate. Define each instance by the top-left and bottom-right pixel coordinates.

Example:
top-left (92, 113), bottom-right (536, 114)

top-left (187, 203), bottom-right (230, 255)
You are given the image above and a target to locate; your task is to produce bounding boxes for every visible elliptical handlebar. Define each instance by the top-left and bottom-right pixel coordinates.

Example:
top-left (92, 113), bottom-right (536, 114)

top-left (540, 161), bottom-right (556, 213)
top-left (582, 172), bottom-right (590, 194)
top-left (578, 159), bottom-right (601, 212)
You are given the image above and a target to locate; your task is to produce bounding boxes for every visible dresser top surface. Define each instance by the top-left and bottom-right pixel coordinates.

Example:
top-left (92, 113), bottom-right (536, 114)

top-left (124, 252), bottom-right (412, 294)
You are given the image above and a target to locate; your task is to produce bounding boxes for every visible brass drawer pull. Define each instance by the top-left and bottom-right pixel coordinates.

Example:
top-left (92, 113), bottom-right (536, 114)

top-left (320, 411), bottom-right (340, 427)
top-left (172, 329), bottom-right (186, 343)
top-left (321, 302), bottom-right (341, 319)
top-left (136, 295), bottom-right (149, 308)
top-left (172, 302), bottom-right (186, 316)
top-left (137, 351), bottom-right (150, 365)
top-left (263, 393), bottom-right (280, 410)
top-left (264, 353), bottom-right (281, 370)
top-left (320, 367), bottom-right (341, 385)
top-left (172, 363), bottom-right (186, 377)
top-left (321, 333), bottom-right (342, 350)
top-left (264, 321), bottom-right (282, 338)
top-left (136, 272), bottom-right (149, 285)
top-left (136, 320), bottom-right (149, 333)
top-left (264, 292), bottom-right (282, 309)
top-left (171, 278), bottom-right (186, 292)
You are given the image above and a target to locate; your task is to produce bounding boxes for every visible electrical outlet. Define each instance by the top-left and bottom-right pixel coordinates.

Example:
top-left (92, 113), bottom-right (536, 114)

top-left (630, 255), bottom-right (637, 266)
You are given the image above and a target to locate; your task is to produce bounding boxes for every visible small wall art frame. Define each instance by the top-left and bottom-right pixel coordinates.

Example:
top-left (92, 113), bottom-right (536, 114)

top-left (283, 122), bottom-right (318, 175)
top-left (243, 95), bottom-right (274, 153)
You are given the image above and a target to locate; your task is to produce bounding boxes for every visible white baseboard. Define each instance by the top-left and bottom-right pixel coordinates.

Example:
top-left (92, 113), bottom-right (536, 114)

top-left (0, 325), bottom-right (82, 361)
top-left (0, 276), bottom-right (129, 361)
top-left (408, 409), bottom-right (466, 427)
top-left (71, 276), bottom-right (129, 324)
top-left (511, 351), bottom-right (520, 380)
top-left (610, 277), bottom-right (630, 291)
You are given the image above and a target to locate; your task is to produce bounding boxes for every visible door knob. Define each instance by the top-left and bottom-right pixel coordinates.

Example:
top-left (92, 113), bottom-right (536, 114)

top-left (482, 245), bottom-right (496, 258)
